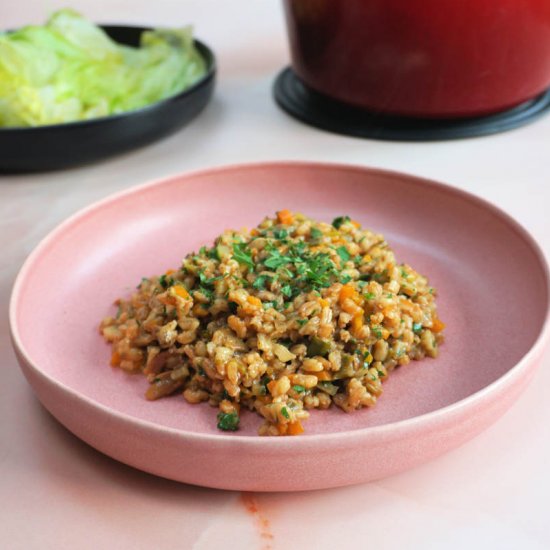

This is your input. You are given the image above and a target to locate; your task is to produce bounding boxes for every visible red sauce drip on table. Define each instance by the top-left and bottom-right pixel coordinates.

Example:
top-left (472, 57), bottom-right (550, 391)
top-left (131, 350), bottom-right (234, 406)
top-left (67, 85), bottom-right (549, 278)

top-left (241, 493), bottom-right (274, 550)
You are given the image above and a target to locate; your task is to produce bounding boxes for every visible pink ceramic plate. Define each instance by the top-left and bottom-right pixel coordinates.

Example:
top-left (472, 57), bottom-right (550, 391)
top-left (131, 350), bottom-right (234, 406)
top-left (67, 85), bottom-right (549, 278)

top-left (10, 162), bottom-right (550, 491)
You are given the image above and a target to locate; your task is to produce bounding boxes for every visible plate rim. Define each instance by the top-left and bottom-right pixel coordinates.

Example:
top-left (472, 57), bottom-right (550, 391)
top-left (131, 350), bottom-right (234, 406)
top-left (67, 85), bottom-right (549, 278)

top-left (9, 161), bottom-right (550, 447)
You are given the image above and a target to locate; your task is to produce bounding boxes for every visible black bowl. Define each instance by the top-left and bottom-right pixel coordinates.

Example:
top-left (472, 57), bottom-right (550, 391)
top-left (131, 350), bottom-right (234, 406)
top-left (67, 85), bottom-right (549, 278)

top-left (0, 25), bottom-right (216, 172)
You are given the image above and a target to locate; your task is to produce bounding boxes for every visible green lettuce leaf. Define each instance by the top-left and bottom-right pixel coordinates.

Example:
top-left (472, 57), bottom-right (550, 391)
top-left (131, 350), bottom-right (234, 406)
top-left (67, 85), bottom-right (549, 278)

top-left (0, 9), bottom-right (207, 127)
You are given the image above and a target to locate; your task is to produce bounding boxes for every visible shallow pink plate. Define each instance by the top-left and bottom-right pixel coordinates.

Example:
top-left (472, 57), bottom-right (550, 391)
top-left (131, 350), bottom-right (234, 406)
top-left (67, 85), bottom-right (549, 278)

top-left (10, 162), bottom-right (550, 491)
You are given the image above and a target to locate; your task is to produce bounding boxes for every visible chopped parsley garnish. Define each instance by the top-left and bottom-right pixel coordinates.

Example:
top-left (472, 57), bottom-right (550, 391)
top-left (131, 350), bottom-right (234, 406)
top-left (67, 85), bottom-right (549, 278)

top-left (332, 215), bottom-right (351, 229)
top-left (293, 385), bottom-right (306, 393)
top-left (310, 227), bottom-right (323, 239)
top-left (372, 326), bottom-right (383, 338)
top-left (252, 275), bottom-right (269, 290)
top-left (262, 241), bottom-right (339, 292)
top-left (264, 247), bottom-right (291, 270)
top-left (364, 292), bottom-right (375, 300)
top-left (159, 274), bottom-right (174, 289)
top-left (281, 284), bottom-right (293, 298)
top-left (412, 322), bottom-right (423, 334)
top-left (296, 319), bottom-right (308, 326)
top-left (232, 242), bottom-right (255, 269)
top-left (400, 268), bottom-right (408, 278)
top-left (336, 246), bottom-right (351, 263)
top-left (198, 272), bottom-right (223, 287)
top-left (340, 274), bottom-right (353, 284)
top-left (273, 228), bottom-right (288, 239)
top-left (281, 406), bottom-right (290, 419)
top-left (217, 412), bottom-right (240, 431)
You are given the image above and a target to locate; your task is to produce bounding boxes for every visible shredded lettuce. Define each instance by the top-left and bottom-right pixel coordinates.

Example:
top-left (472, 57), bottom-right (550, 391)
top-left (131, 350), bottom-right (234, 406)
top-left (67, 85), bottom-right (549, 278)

top-left (0, 9), bottom-right (207, 127)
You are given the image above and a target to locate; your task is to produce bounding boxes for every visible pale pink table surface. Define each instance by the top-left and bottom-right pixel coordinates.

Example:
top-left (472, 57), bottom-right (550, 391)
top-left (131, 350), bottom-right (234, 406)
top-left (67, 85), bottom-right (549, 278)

top-left (2, 2), bottom-right (550, 549)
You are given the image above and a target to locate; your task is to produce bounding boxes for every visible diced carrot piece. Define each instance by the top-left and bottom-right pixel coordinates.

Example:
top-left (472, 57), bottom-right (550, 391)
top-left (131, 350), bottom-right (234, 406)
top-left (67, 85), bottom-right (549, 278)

top-left (339, 283), bottom-right (362, 306)
top-left (250, 228), bottom-right (259, 236)
top-left (319, 298), bottom-right (329, 308)
top-left (351, 313), bottom-right (364, 334)
top-left (331, 237), bottom-right (346, 245)
top-left (165, 269), bottom-right (175, 275)
top-left (432, 318), bottom-right (446, 333)
top-left (288, 421), bottom-right (304, 436)
top-left (110, 351), bottom-right (121, 367)
top-left (277, 209), bottom-right (293, 225)
top-left (247, 296), bottom-right (262, 307)
top-left (351, 220), bottom-right (361, 228)
top-left (277, 423), bottom-right (289, 435)
top-left (363, 254), bottom-right (372, 262)
top-left (339, 283), bottom-right (356, 303)
top-left (316, 370), bottom-right (331, 381)
top-left (173, 285), bottom-right (190, 300)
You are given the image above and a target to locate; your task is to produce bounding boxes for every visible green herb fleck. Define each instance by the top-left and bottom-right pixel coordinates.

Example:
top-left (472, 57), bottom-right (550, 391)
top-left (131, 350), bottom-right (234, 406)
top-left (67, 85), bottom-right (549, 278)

top-left (340, 274), bottom-right (353, 284)
top-left (217, 412), bottom-right (240, 431)
top-left (293, 385), bottom-right (306, 393)
top-left (310, 227), bottom-right (323, 239)
top-left (332, 215), bottom-right (351, 229)
top-left (364, 292), bottom-right (375, 300)
top-left (252, 275), bottom-right (269, 290)
top-left (296, 318), bottom-right (308, 327)
top-left (336, 246), bottom-right (351, 263)
top-left (372, 326), bottom-right (383, 339)
top-left (159, 274), bottom-right (174, 289)
top-left (281, 406), bottom-right (290, 419)
top-left (413, 322), bottom-right (423, 334)
top-left (273, 228), bottom-right (288, 239)
top-left (281, 284), bottom-right (293, 298)
top-left (232, 242), bottom-right (255, 269)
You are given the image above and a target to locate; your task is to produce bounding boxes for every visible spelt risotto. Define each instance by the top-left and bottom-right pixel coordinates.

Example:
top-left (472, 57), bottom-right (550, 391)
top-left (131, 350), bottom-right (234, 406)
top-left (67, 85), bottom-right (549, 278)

top-left (100, 211), bottom-right (445, 436)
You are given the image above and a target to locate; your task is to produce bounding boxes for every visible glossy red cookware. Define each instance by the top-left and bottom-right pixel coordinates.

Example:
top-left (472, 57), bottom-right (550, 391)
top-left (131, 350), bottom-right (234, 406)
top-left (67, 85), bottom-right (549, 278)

top-left (283, 0), bottom-right (550, 118)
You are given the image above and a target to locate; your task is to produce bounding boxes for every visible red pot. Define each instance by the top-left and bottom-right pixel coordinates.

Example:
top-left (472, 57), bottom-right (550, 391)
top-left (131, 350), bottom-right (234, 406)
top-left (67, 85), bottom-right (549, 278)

top-left (283, 0), bottom-right (550, 118)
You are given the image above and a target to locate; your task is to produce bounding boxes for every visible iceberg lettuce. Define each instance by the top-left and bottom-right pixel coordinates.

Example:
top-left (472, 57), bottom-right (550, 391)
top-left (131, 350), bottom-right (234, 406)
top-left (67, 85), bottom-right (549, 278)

top-left (0, 9), bottom-right (207, 127)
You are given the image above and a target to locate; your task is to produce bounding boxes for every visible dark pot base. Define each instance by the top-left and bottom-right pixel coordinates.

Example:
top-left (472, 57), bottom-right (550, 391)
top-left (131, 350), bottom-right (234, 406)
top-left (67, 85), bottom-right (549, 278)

top-left (273, 67), bottom-right (550, 141)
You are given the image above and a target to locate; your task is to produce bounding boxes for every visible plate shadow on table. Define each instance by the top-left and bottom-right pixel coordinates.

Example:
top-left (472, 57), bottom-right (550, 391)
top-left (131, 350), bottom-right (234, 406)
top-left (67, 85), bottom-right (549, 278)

top-left (28, 394), bottom-right (226, 500)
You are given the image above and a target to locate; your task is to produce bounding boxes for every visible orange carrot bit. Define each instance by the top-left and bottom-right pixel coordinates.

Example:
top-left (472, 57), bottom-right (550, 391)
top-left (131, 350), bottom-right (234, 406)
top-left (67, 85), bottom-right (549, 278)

top-left (432, 318), bottom-right (446, 333)
top-left (165, 269), bottom-right (175, 276)
top-left (316, 370), bottom-right (331, 381)
top-left (351, 220), bottom-right (361, 229)
top-left (110, 351), bottom-right (121, 367)
top-left (277, 209), bottom-right (293, 225)
top-left (277, 423), bottom-right (289, 436)
top-left (172, 285), bottom-right (190, 300)
top-left (288, 421), bottom-right (304, 436)
top-left (247, 295), bottom-right (262, 307)
top-left (250, 228), bottom-right (259, 236)
top-left (339, 283), bottom-right (356, 304)
top-left (351, 313), bottom-right (364, 334)
top-left (319, 298), bottom-right (329, 308)
top-left (339, 283), bottom-right (362, 305)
